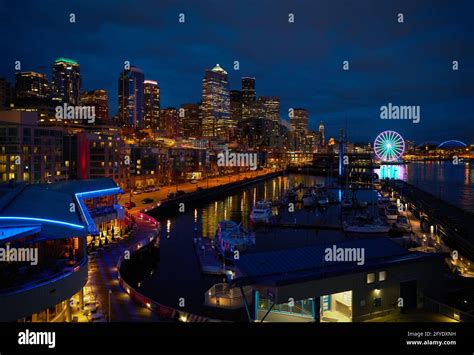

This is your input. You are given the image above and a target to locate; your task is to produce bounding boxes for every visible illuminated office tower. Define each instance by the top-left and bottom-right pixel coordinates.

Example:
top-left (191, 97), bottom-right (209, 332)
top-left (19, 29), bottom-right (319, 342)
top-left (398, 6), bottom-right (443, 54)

top-left (52, 58), bottom-right (81, 105)
top-left (201, 64), bottom-right (230, 137)
top-left (80, 89), bottom-right (109, 122)
top-left (229, 90), bottom-right (242, 128)
top-left (143, 80), bottom-right (160, 129)
top-left (291, 108), bottom-right (309, 151)
top-left (118, 66), bottom-right (144, 128)
top-left (241, 77), bottom-right (256, 102)
top-left (15, 71), bottom-right (50, 99)
top-left (319, 121), bottom-right (325, 146)
top-left (259, 96), bottom-right (280, 122)
top-left (181, 103), bottom-right (201, 138)
top-left (242, 77), bottom-right (256, 120)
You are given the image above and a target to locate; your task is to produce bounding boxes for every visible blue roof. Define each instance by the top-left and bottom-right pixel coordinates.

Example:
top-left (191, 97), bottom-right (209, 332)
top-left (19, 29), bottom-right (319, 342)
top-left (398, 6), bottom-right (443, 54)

top-left (0, 178), bottom-right (121, 240)
top-left (234, 237), bottom-right (441, 286)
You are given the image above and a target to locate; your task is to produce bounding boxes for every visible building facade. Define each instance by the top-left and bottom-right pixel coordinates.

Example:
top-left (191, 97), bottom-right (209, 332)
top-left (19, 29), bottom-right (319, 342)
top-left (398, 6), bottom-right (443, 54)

top-left (52, 58), bottom-right (81, 106)
top-left (143, 80), bottom-right (160, 130)
top-left (201, 64), bottom-right (230, 138)
top-left (118, 66), bottom-right (144, 128)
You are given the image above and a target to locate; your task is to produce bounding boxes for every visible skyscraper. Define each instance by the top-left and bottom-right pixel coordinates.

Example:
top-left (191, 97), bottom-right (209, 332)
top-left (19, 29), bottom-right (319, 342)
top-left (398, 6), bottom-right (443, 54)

top-left (181, 103), bottom-right (201, 138)
top-left (241, 77), bottom-right (256, 102)
top-left (229, 90), bottom-right (243, 128)
top-left (118, 66), bottom-right (144, 128)
top-left (143, 80), bottom-right (160, 129)
top-left (291, 108), bottom-right (308, 132)
top-left (80, 89), bottom-right (109, 122)
top-left (259, 96), bottom-right (280, 122)
top-left (242, 77), bottom-right (256, 120)
top-left (15, 71), bottom-right (50, 99)
top-left (319, 121), bottom-right (325, 146)
top-left (291, 108), bottom-right (309, 151)
top-left (52, 58), bottom-right (81, 105)
top-left (201, 64), bottom-right (230, 137)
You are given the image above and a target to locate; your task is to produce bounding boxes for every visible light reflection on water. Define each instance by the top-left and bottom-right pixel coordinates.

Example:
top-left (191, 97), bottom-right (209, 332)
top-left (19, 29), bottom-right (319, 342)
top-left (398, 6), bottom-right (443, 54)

top-left (375, 162), bottom-right (473, 212)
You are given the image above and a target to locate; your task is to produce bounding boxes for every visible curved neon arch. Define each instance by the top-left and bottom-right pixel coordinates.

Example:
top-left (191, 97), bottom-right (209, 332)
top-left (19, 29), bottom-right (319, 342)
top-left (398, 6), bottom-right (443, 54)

top-left (0, 217), bottom-right (85, 230)
top-left (438, 140), bottom-right (467, 148)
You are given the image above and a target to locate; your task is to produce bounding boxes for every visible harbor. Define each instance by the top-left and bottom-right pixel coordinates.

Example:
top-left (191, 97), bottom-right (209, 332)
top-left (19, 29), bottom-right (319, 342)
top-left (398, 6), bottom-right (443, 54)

top-left (119, 164), bottom-right (474, 322)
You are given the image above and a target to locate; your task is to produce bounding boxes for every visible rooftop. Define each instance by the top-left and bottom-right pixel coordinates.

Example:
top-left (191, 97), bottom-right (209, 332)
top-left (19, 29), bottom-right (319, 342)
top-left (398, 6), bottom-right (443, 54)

top-left (0, 178), bottom-right (121, 240)
top-left (233, 237), bottom-right (442, 287)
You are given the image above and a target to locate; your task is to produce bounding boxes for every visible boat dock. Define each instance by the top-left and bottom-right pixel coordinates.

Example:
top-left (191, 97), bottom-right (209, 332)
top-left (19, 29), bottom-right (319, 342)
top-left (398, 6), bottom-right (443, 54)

top-left (193, 237), bottom-right (226, 276)
top-left (386, 180), bottom-right (474, 259)
top-left (267, 222), bottom-right (342, 230)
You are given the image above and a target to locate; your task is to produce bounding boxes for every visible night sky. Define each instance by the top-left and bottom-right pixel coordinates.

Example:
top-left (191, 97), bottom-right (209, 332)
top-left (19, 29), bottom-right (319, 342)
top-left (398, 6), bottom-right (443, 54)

top-left (1, 0), bottom-right (473, 143)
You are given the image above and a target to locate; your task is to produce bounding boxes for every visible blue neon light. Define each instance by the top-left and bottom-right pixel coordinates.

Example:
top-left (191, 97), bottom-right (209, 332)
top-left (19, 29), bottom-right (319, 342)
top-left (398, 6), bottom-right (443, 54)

top-left (75, 187), bottom-right (122, 198)
top-left (0, 217), bottom-right (84, 230)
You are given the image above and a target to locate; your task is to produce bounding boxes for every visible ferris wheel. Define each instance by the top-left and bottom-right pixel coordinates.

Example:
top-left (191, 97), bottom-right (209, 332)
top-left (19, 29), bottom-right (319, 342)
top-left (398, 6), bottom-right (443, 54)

top-left (373, 130), bottom-right (405, 162)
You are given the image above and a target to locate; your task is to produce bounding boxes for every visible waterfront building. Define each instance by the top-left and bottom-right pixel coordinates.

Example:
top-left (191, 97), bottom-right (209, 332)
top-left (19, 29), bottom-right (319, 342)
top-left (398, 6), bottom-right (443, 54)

top-left (63, 130), bottom-right (122, 181)
top-left (52, 58), bottom-right (81, 106)
top-left (143, 80), bottom-right (160, 130)
top-left (0, 178), bottom-right (123, 322)
top-left (201, 64), bottom-right (230, 138)
top-left (0, 111), bottom-right (67, 183)
top-left (129, 146), bottom-right (170, 188)
top-left (15, 72), bottom-right (50, 99)
top-left (80, 89), bottom-right (109, 123)
top-left (232, 237), bottom-right (444, 322)
top-left (118, 66), bottom-right (144, 128)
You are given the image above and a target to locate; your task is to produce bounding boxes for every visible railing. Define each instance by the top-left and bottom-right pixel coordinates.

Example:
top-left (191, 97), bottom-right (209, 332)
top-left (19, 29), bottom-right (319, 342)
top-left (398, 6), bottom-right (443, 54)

top-left (204, 283), bottom-right (252, 310)
top-left (423, 296), bottom-right (474, 322)
top-left (0, 256), bottom-right (87, 296)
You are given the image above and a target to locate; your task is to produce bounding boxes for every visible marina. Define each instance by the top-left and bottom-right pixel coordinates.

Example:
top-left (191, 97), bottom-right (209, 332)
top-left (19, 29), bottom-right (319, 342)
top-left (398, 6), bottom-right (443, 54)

top-left (119, 165), bottom-right (474, 322)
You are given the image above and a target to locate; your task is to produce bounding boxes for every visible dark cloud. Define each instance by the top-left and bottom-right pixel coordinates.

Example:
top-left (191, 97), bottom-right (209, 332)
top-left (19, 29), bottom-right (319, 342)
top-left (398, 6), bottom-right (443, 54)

top-left (0, 0), bottom-right (472, 142)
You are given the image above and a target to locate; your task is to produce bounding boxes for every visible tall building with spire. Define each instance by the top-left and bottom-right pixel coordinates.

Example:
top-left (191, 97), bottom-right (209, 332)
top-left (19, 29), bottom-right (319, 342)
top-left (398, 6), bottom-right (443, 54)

top-left (143, 80), bottom-right (160, 129)
top-left (118, 66), bottom-right (144, 128)
top-left (319, 120), bottom-right (325, 146)
top-left (201, 64), bottom-right (230, 137)
top-left (52, 58), bottom-right (81, 105)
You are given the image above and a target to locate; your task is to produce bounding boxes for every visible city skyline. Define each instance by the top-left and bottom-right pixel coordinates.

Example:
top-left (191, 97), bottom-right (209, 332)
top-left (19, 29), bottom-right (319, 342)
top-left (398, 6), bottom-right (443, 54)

top-left (0, 0), bottom-right (473, 143)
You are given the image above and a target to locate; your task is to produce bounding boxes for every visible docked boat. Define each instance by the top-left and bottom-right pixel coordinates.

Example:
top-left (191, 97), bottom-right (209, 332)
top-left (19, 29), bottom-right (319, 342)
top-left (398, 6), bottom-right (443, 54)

top-left (384, 204), bottom-right (399, 220)
top-left (318, 197), bottom-right (329, 206)
top-left (302, 189), bottom-right (317, 207)
top-left (215, 221), bottom-right (256, 260)
top-left (250, 201), bottom-right (274, 223)
top-left (285, 189), bottom-right (298, 202)
top-left (343, 214), bottom-right (391, 234)
top-left (341, 198), bottom-right (353, 210)
top-left (393, 215), bottom-right (411, 232)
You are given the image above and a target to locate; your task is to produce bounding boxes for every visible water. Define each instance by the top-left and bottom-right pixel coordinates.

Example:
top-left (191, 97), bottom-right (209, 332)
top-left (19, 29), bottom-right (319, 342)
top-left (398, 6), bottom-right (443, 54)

top-left (137, 174), bottom-right (377, 317)
top-left (376, 161), bottom-right (474, 213)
